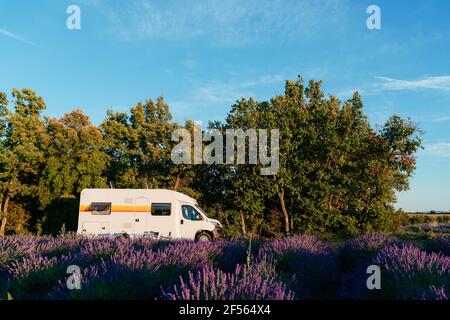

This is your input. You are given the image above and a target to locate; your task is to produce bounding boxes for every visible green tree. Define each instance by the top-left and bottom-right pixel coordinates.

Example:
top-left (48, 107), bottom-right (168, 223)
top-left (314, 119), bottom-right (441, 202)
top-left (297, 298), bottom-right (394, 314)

top-left (0, 89), bottom-right (47, 236)
top-left (222, 77), bottom-right (423, 237)
top-left (37, 110), bottom-right (108, 233)
top-left (101, 97), bottom-right (179, 189)
top-left (38, 109), bottom-right (108, 207)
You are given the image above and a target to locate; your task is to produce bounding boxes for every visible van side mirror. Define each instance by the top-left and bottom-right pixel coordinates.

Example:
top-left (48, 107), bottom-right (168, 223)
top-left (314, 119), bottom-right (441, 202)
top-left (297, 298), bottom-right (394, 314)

top-left (180, 219), bottom-right (184, 225)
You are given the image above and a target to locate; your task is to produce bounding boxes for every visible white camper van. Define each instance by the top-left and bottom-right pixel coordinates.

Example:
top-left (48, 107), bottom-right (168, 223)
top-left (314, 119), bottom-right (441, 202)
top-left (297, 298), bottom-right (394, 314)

top-left (77, 189), bottom-right (223, 241)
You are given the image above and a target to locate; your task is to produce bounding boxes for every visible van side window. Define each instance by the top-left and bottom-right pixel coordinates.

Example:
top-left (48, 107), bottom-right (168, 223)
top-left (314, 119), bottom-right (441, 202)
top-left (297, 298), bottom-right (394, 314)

top-left (181, 205), bottom-right (202, 221)
top-left (91, 203), bottom-right (111, 215)
top-left (152, 203), bottom-right (171, 216)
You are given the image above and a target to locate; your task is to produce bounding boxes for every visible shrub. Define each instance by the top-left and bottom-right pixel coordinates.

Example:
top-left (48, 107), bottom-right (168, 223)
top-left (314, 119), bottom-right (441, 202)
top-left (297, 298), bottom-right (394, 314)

top-left (4, 234), bottom-right (447, 301)
top-left (257, 235), bottom-right (339, 299)
top-left (391, 209), bottom-right (409, 231)
top-left (5, 253), bottom-right (79, 299)
top-left (425, 235), bottom-right (450, 256)
top-left (341, 245), bottom-right (449, 300)
top-left (50, 239), bottom-right (222, 300)
top-left (408, 215), bottom-right (432, 225)
top-left (213, 239), bottom-right (249, 273)
top-left (50, 251), bottom-right (161, 300)
top-left (338, 234), bottom-right (401, 271)
top-left (0, 236), bottom-right (40, 273)
top-left (437, 216), bottom-right (450, 224)
top-left (161, 264), bottom-right (295, 300)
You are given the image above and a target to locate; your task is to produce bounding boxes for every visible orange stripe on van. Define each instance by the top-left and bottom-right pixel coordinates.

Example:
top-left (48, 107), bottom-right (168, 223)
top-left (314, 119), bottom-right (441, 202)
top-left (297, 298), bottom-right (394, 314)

top-left (79, 205), bottom-right (151, 213)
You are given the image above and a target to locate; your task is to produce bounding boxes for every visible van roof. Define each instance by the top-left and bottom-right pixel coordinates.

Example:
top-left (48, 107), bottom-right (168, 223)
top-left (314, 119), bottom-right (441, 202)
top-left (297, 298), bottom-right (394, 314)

top-left (81, 188), bottom-right (197, 204)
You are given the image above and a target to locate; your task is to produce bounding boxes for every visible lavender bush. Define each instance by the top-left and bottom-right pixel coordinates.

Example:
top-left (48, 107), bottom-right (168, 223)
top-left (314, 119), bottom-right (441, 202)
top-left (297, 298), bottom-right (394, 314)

top-left (425, 235), bottom-right (450, 256)
top-left (340, 244), bottom-right (449, 300)
top-left (338, 233), bottom-right (401, 272)
top-left (2, 236), bottom-right (137, 299)
top-left (51, 251), bottom-right (160, 300)
top-left (338, 234), bottom-right (401, 272)
top-left (161, 264), bottom-right (295, 300)
top-left (6, 253), bottom-right (78, 299)
top-left (1, 234), bottom-right (448, 300)
top-left (257, 235), bottom-right (339, 299)
top-left (212, 239), bottom-right (249, 273)
top-left (50, 239), bottom-right (223, 300)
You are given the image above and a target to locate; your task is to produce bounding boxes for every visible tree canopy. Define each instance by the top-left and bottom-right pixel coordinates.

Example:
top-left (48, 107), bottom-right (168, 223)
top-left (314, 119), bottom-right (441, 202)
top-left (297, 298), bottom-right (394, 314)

top-left (0, 77), bottom-right (422, 237)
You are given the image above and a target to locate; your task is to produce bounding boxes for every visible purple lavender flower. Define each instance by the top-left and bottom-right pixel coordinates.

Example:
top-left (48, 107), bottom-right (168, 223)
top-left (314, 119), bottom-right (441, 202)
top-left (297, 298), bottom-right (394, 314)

top-left (48, 239), bottom-right (222, 300)
top-left (5, 252), bottom-right (80, 299)
top-left (425, 235), bottom-right (450, 256)
top-left (339, 234), bottom-right (401, 271)
top-left (340, 244), bottom-right (449, 300)
top-left (257, 235), bottom-right (339, 299)
top-left (161, 264), bottom-right (295, 300)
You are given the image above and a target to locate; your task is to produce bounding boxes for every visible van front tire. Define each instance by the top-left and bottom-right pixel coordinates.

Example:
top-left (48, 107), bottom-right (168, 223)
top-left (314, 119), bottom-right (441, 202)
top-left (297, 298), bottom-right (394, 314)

top-left (196, 232), bottom-right (212, 241)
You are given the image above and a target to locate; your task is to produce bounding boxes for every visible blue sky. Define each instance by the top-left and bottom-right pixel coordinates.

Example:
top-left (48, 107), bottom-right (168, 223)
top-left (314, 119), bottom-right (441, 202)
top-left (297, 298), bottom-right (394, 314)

top-left (1, 0), bottom-right (449, 211)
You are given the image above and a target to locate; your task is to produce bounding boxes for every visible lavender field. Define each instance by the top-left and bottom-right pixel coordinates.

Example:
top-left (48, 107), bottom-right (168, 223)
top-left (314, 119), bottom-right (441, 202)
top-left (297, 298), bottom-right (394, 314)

top-left (0, 234), bottom-right (448, 300)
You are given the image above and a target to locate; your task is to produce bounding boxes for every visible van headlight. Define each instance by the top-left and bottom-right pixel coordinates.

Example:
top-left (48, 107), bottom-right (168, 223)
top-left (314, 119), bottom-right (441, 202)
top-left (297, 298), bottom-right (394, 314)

top-left (212, 221), bottom-right (222, 228)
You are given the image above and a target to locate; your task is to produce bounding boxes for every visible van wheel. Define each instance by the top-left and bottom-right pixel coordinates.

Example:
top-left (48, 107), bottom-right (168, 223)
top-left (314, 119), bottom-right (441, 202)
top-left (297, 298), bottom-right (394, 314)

top-left (122, 233), bottom-right (130, 239)
top-left (196, 232), bottom-right (212, 242)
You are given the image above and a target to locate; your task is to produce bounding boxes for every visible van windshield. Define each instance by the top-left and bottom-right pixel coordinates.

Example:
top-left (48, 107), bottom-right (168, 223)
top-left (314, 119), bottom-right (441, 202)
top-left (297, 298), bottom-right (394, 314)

top-left (181, 205), bottom-right (203, 221)
top-left (195, 206), bottom-right (208, 219)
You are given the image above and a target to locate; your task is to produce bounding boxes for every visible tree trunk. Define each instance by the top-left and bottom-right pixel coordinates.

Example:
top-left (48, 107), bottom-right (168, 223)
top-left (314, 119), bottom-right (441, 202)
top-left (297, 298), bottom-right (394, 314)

top-left (279, 189), bottom-right (290, 235)
top-left (15, 223), bottom-right (23, 233)
top-left (174, 174), bottom-right (181, 191)
top-left (289, 197), bottom-right (294, 231)
top-left (239, 210), bottom-right (247, 236)
top-left (0, 195), bottom-right (9, 237)
top-left (174, 166), bottom-right (185, 191)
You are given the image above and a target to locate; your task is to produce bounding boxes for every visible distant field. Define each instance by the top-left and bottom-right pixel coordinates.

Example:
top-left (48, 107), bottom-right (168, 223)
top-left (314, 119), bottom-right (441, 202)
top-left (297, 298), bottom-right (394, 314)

top-left (407, 213), bottom-right (450, 217)
top-left (405, 213), bottom-right (450, 232)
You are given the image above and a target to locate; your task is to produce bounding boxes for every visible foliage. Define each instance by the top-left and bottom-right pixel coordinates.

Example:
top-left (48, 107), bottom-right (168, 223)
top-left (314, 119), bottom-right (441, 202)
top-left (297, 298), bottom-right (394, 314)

top-left (340, 244), bottom-right (449, 300)
top-left (391, 209), bottom-right (409, 231)
top-left (257, 235), bottom-right (339, 299)
top-left (437, 216), bottom-right (450, 223)
top-left (425, 235), bottom-right (450, 256)
top-left (408, 215), bottom-right (432, 225)
top-left (1, 235), bottom-right (448, 300)
top-left (215, 78), bottom-right (423, 237)
top-left (338, 233), bottom-right (401, 271)
top-left (0, 77), bottom-right (423, 237)
top-left (161, 264), bottom-right (295, 300)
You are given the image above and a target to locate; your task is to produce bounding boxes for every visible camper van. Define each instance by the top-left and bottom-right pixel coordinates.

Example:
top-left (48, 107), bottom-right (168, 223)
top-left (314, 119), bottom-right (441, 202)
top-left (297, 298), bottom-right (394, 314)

top-left (77, 189), bottom-right (223, 241)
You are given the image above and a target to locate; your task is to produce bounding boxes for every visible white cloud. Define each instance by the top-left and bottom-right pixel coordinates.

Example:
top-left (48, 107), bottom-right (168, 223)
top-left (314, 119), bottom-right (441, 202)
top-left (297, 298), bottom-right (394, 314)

top-left (240, 74), bottom-right (285, 88)
top-left (86, 0), bottom-right (346, 47)
top-left (421, 142), bottom-right (450, 157)
top-left (193, 82), bottom-right (250, 106)
top-left (376, 76), bottom-right (450, 92)
top-left (171, 80), bottom-right (254, 120)
top-left (0, 28), bottom-right (38, 47)
top-left (336, 75), bottom-right (450, 100)
top-left (169, 73), bottom-right (287, 121)
top-left (432, 116), bottom-right (450, 123)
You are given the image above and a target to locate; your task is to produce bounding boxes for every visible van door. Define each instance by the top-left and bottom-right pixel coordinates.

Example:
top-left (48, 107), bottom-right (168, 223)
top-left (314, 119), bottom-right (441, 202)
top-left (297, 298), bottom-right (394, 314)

top-left (148, 202), bottom-right (175, 238)
top-left (179, 204), bottom-right (203, 240)
top-left (134, 197), bottom-right (149, 236)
